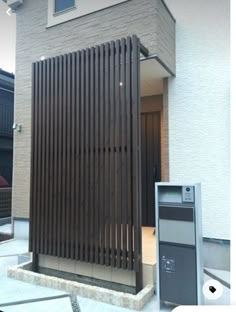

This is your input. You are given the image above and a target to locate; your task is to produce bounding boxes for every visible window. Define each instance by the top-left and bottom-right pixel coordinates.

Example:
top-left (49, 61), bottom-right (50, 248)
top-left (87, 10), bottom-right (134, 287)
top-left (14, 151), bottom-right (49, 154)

top-left (48, 0), bottom-right (128, 28)
top-left (55, 0), bottom-right (75, 13)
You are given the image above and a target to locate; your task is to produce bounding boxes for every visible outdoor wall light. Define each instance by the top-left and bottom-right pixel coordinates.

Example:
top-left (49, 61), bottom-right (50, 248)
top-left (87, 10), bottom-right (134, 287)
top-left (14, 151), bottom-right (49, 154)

top-left (119, 82), bottom-right (123, 86)
top-left (12, 123), bottom-right (22, 132)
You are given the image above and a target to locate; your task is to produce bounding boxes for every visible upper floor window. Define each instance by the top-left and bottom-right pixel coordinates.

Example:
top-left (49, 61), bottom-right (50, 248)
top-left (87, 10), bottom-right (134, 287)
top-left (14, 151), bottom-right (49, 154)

top-left (48, 0), bottom-right (128, 28)
top-left (55, 0), bottom-right (75, 14)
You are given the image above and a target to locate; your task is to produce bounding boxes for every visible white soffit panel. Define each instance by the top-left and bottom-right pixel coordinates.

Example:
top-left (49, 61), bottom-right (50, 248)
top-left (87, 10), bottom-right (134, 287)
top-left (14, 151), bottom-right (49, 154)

top-left (140, 57), bottom-right (171, 97)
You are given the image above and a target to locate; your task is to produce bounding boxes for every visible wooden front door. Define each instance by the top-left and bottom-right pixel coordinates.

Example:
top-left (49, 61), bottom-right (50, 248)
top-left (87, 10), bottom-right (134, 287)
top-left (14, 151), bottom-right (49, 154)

top-left (141, 112), bottom-right (161, 226)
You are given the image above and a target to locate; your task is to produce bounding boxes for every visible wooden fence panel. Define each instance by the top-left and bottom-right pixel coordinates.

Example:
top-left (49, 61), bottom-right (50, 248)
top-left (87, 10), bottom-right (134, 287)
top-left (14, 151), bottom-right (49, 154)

top-left (30, 36), bottom-right (142, 277)
top-left (0, 188), bottom-right (11, 218)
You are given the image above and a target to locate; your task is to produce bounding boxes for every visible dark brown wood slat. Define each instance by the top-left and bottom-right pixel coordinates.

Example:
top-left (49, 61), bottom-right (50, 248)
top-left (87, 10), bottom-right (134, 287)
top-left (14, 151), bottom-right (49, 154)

top-left (40, 60), bottom-right (47, 254)
top-left (104, 42), bottom-right (110, 266)
top-left (61, 54), bottom-right (67, 258)
top-left (57, 55), bottom-right (63, 257)
top-left (47, 58), bottom-right (53, 255)
top-left (120, 38), bottom-right (128, 270)
top-left (99, 44), bottom-right (105, 265)
top-left (75, 51), bottom-right (81, 260)
top-left (35, 60), bottom-right (42, 254)
top-left (70, 52), bottom-right (76, 259)
top-left (109, 41), bottom-right (116, 267)
top-left (131, 36), bottom-right (138, 271)
top-left (79, 50), bottom-right (85, 261)
top-left (33, 62), bottom-right (38, 253)
top-left (65, 53), bottom-right (72, 259)
top-left (29, 62), bottom-right (37, 252)
top-left (115, 39), bottom-right (121, 268)
top-left (131, 36), bottom-right (142, 291)
top-left (89, 47), bottom-right (95, 263)
top-left (45, 59), bottom-right (50, 254)
top-left (94, 45), bottom-right (100, 264)
top-left (126, 37), bottom-right (133, 270)
top-left (131, 35), bottom-right (141, 272)
top-left (137, 36), bottom-right (143, 291)
top-left (52, 57), bottom-right (58, 256)
top-left (84, 48), bottom-right (90, 262)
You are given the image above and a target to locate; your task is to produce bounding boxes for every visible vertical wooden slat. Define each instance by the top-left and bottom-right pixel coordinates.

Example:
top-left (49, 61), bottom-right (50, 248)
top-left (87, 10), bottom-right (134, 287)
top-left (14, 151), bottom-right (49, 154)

top-left (29, 62), bottom-right (37, 252)
top-left (61, 54), bottom-right (67, 258)
top-left (89, 47), bottom-right (95, 263)
top-left (109, 41), bottom-right (116, 267)
top-left (99, 44), bottom-right (105, 265)
top-left (40, 60), bottom-right (46, 253)
top-left (57, 55), bottom-right (63, 257)
top-left (84, 48), bottom-right (90, 262)
top-left (94, 46), bottom-right (100, 264)
top-left (75, 51), bottom-right (81, 260)
top-left (52, 57), bottom-right (58, 256)
top-left (131, 35), bottom-right (142, 291)
top-left (65, 53), bottom-right (72, 259)
top-left (30, 37), bottom-right (143, 287)
top-left (45, 58), bottom-right (51, 254)
top-left (104, 42), bottom-right (110, 266)
top-left (79, 50), bottom-right (85, 261)
top-left (70, 52), bottom-right (76, 259)
top-left (126, 36), bottom-right (133, 270)
top-left (115, 39), bottom-right (121, 268)
top-left (35, 60), bottom-right (41, 254)
top-left (121, 38), bottom-right (127, 269)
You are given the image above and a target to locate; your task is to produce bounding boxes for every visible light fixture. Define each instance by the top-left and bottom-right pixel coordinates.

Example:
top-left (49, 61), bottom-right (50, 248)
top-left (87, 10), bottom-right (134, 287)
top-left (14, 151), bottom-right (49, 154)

top-left (40, 56), bottom-right (46, 61)
top-left (13, 123), bottom-right (22, 133)
top-left (119, 82), bottom-right (123, 86)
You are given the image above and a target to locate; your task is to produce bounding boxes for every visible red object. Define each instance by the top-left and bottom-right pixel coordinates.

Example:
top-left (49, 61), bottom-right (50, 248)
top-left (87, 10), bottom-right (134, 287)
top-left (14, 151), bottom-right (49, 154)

top-left (0, 176), bottom-right (9, 187)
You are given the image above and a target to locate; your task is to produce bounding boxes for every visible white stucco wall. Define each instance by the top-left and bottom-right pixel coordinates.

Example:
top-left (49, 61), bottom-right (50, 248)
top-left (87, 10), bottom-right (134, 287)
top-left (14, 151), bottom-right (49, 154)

top-left (165, 0), bottom-right (230, 239)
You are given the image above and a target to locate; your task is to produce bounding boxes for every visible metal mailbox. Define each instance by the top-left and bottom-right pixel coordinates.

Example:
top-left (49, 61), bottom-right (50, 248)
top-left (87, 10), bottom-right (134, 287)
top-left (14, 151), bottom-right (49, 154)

top-left (155, 183), bottom-right (203, 306)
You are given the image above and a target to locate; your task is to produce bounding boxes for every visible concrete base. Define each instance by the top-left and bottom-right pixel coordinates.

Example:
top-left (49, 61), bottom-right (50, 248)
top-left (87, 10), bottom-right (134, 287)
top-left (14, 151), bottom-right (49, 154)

top-left (7, 262), bottom-right (155, 310)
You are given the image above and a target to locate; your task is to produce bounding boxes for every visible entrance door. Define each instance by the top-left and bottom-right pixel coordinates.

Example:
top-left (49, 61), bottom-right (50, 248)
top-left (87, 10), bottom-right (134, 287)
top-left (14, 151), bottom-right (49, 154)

top-left (141, 112), bottom-right (161, 226)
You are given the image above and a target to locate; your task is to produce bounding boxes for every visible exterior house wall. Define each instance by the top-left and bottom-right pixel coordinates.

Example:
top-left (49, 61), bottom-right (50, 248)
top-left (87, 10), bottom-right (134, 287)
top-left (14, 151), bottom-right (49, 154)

top-left (47, 0), bottom-right (129, 27)
top-left (13, 0), bottom-right (175, 219)
top-left (165, 0), bottom-right (230, 240)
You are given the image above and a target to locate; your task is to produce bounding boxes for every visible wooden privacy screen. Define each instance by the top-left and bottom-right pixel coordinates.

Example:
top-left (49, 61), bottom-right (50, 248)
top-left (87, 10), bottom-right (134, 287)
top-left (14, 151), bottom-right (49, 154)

top-left (30, 35), bottom-right (142, 273)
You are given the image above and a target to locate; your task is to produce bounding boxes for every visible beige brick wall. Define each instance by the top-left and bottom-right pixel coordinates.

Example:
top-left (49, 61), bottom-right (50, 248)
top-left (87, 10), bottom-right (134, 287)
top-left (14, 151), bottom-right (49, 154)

top-left (12, 0), bottom-right (174, 218)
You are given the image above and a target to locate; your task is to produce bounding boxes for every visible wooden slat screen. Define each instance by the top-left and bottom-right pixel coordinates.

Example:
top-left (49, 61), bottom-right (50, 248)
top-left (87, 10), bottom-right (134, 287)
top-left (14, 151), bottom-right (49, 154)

top-left (0, 188), bottom-right (12, 218)
top-left (30, 35), bottom-right (142, 272)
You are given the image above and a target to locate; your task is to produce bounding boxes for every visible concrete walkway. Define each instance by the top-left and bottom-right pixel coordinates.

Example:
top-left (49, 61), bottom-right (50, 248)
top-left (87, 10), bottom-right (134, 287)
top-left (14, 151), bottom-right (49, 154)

top-left (0, 239), bottom-right (230, 311)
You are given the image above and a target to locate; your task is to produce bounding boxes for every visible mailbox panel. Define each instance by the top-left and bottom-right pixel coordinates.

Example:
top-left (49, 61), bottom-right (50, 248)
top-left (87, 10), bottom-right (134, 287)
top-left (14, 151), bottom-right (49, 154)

top-left (155, 183), bottom-right (203, 306)
top-left (160, 243), bottom-right (197, 305)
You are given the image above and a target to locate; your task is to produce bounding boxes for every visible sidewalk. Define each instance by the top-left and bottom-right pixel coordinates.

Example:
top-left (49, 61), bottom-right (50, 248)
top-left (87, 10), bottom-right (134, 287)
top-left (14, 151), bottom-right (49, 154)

top-left (0, 238), bottom-right (230, 311)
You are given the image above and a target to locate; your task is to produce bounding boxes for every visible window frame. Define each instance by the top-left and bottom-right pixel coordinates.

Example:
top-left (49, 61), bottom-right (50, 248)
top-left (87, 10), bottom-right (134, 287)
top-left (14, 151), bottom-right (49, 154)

top-left (47, 0), bottom-right (129, 28)
top-left (54, 0), bottom-right (76, 16)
